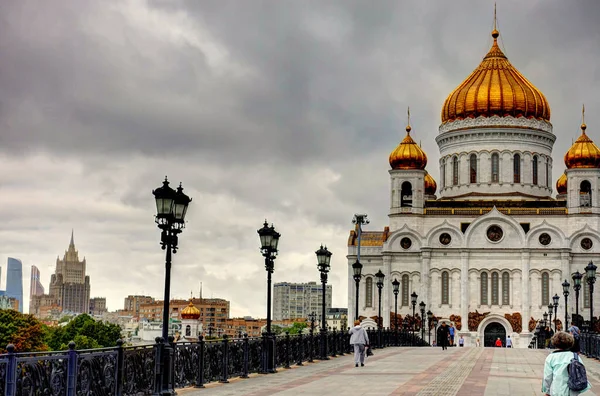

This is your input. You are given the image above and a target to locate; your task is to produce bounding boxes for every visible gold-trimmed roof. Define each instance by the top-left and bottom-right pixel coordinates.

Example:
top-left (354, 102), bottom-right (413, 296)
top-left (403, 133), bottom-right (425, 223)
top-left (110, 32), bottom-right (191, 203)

top-left (389, 125), bottom-right (427, 170)
top-left (348, 226), bottom-right (390, 247)
top-left (556, 172), bottom-right (567, 195)
top-left (181, 301), bottom-right (200, 320)
top-left (564, 120), bottom-right (600, 169)
top-left (441, 27), bottom-right (550, 124)
top-left (424, 172), bottom-right (437, 195)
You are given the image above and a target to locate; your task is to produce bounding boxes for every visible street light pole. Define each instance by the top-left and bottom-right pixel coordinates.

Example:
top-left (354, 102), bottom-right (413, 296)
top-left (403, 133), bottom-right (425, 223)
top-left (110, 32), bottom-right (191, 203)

top-left (411, 292), bottom-right (418, 343)
top-left (258, 221), bottom-right (281, 373)
top-left (392, 278), bottom-right (400, 343)
top-left (427, 310), bottom-right (433, 345)
top-left (419, 301), bottom-right (426, 341)
top-left (562, 280), bottom-right (570, 330)
top-left (552, 294), bottom-right (559, 332)
top-left (316, 245), bottom-right (332, 360)
top-left (352, 214), bottom-right (369, 322)
top-left (547, 304), bottom-right (553, 333)
top-left (585, 261), bottom-right (597, 332)
top-left (375, 270), bottom-right (385, 348)
top-left (573, 271), bottom-right (583, 326)
top-left (153, 177), bottom-right (192, 395)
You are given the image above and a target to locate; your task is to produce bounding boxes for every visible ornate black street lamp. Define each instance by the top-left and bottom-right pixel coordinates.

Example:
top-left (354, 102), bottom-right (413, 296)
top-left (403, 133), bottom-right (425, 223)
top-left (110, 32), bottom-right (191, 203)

top-left (562, 280), bottom-right (570, 330)
top-left (316, 245), bottom-right (332, 360)
top-left (153, 177), bottom-right (191, 394)
top-left (547, 303), bottom-right (553, 333)
top-left (375, 269), bottom-right (385, 347)
top-left (352, 260), bottom-right (363, 321)
top-left (427, 310), bottom-right (433, 345)
top-left (432, 318), bottom-right (438, 346)
top-left (573, 271), bottom-right (583, 326)
top-left (419, 301), bottom-right (426, 341)
top-left (258, 220), bottom-right (281, 373)
top-left (543, 312), bottom-right (548, 328)
top-left (402, 317), bottom-right (409, 343)
top-left (352, 214), bottom-right (369, 321)
top-left (552, 294), bottom-right (560, 332)
top-left (392, 278), bottom-right (400, 334)
top-left (411, 291), bottom-right (418, 339)
top-left (585, 261), bottom-right (597, 332)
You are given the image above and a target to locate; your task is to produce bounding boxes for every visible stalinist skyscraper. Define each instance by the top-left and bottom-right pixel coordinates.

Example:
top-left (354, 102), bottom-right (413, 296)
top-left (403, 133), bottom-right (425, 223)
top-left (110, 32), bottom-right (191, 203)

top-left (49, 231), bottom-right (91, 314)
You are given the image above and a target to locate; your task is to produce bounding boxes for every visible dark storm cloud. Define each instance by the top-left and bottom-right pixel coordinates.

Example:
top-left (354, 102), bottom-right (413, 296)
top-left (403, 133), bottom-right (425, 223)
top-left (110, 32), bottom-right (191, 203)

top-left (0, 0), bottom-right (598, 316)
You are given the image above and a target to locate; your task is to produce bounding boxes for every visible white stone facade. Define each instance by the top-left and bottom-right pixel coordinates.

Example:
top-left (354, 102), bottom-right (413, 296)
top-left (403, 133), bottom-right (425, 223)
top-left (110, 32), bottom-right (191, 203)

top-left (348, 119), bottom-right (600, 348)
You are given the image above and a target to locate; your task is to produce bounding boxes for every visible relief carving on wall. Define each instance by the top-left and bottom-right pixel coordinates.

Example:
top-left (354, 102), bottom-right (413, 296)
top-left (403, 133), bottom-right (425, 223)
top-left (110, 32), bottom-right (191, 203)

top-left (504, 312), bottom-right (522, 333)
top-left (529, 317), bottom-right (537, 332)
top-left (468, 310), bottom-right (489, 331)
top-left (449, 314), bottom-right (462, 331)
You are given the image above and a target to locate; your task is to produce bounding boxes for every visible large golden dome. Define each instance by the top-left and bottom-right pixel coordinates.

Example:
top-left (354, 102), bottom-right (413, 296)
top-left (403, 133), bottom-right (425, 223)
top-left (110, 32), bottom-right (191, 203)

top-left (564, 122), bottom-right (600, 169)
top-left (441, 28), bottom-right (550, 124)
top-left (424, 172), bottom-right (437, 195)
top-left (181, 301), bottom-right (200, 320)
top-left (389, 124), bottom-right (427, 170)
top-left (556, 172), bottom-right (567, 195)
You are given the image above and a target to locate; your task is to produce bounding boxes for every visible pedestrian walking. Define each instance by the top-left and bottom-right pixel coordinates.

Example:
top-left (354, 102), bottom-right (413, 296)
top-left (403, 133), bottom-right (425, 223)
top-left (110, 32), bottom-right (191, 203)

top-left (542, 331), bottom-right (591, 395)
top-left (458, 335), bottom-right (464, 347)
top-left (506, 335), bottom-right (512, 348)
top-left (349, 320), bottom-right (369, 367)
top-left (495, 337), bottom-right (502, 347)
top-left (449, 323), bottom-right (455, 346)
top-left (437, 322), bottom-right (450, 351)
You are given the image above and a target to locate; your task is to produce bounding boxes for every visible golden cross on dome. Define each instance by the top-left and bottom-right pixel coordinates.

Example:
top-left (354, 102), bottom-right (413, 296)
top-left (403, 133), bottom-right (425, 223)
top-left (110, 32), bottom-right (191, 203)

top-left (582, 104), bottom-right (587, 131)
top-left (406, 107), bottom-right (412, 133)
top-left (492, 3), bottom-right (499, 39)
top-left (494, 3), bottom-right (497, 30)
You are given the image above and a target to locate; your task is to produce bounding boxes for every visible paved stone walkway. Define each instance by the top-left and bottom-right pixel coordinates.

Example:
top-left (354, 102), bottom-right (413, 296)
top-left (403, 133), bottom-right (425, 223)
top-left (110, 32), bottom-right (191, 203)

top-left (178, 347), bottom-right (600, 395)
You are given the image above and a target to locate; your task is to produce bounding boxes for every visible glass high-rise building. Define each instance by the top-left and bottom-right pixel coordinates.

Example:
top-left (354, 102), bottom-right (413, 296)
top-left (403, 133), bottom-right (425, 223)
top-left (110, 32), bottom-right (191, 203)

top-left (6, 258), bottom-right (23, 312)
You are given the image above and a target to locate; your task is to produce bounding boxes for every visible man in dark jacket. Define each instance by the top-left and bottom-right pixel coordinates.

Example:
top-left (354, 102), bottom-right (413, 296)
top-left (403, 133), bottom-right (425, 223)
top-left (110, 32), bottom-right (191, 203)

top-left (437, 322), bottom-right (450, 350)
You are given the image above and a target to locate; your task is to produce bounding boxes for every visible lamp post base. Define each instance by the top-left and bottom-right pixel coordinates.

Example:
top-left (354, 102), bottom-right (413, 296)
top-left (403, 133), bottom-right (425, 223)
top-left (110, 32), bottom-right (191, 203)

top-left (319, 329), bottom-right (329, 360)
top-left (260, 333), bottom-right (277, 374)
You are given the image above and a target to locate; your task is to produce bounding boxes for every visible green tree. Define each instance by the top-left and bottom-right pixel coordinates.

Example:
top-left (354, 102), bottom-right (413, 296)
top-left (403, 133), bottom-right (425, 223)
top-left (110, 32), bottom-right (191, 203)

top-left (287, 322), bottom-right (308, 335)
top-left (48, 314), bottom-right (122, 350)
top-left (0, 309), bottom-right (48, 352)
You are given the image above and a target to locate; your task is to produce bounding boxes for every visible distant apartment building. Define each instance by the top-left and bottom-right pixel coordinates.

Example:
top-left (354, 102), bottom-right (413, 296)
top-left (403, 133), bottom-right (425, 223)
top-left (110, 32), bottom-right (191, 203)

top-left (273, 281), bottom-right (332, 321)
top-left (123, 295), bottom-right (155, 317)
top-left (0, 295), bottom-right (20, 311)
top-left (222, 317), bottom-right (267, 338)
top-left (326, 308), bottom-right (348, 330)
top-left (139, 298), bottom-right (230, 332)
top-left (6, 258), bottom-right (24, 313)
top-left (89, 297), bottom-right (107, 315)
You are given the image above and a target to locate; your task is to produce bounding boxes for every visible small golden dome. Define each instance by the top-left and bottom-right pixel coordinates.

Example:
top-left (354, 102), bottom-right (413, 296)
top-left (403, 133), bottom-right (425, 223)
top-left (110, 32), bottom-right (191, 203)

top-left (556, 172), bottom-right (567, 195)
top-left (389, 127), bottom-right (427, 170)
top-left (181, 301), bottom-right (200, 320)
top-left (441, 28), bottom-right (551, 124)
top-left (424, 172), bottom-right (437, 195)
top-left (564, 123), bottom-right (600, 169)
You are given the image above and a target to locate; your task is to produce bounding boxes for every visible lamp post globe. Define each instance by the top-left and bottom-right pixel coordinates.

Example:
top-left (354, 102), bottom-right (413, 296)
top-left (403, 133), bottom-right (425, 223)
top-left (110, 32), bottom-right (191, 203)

top-left (552, 294), bottom-right (559, 332)
top-left (152, 177), bottom-right (191, 394)
top-left (316, 245), bottom-right (332, 360)
top-left (419, 301), bottom-right (426, 341)
top-left (543, 311), bottom-right (548, 328)
top-left (411, 291), bottom-right (418, 340)
top-left (258, 220), bottom-right (280, 374)
top-left (392, 278), bottom-right (400, 335)
top-left (547, 304), bottom-right (553, 333)
top-left (375, 269), bottom-right (385, 347)
top-left (432, 318), bottom-right (439, 346)
top-left (562, 280), bottom-right (570, 330)
top-left (352, 260), bottom-right (363, 321)
top-left (585, 261), bottom-right (597, 332)
top-left (572, 271), bottom-right (583, 326)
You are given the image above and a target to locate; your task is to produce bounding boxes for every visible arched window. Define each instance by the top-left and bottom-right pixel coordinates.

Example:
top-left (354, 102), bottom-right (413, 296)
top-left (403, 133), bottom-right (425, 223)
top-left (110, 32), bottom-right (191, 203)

top-left (185, 325), bottom-right (191, 337)
top-left (513, 154), bottom-right (521, 183)
top-left (541, 272), bottom-right (550, 306)
top-left (441, 271), bottom-right (449, 304)
top-left (469, 154), bottom-right (477, 184)
top-left (441, 160), bottom-right (446, 189)
top-left (452, 157), bottom-right (459, 185)
top-left (502, 272), bottom-right (510, 305)
top-left (491, 153), bottom-right (499, 183)
top-left (580, 180), bottom-right (592, 207)
top-left (532, 155), bottom-right (538, 185)
top-left (480, 272), bottom-right (488, 305)
top-left (401, 275), bottom-right (409, 306)
top-left (584, 276), bottom-right (590, 308)
top-left (401, 181), bottom-right (413, 207)
top-left (365, 277), bottom-right (373, 307)
top-left (491, 272), bottom-right (499, 305)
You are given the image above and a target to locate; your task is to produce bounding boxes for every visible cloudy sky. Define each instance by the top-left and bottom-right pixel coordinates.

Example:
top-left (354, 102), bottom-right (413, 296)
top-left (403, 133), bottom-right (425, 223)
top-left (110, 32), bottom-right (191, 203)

top-left (1, 0), bottom-right (599, 318)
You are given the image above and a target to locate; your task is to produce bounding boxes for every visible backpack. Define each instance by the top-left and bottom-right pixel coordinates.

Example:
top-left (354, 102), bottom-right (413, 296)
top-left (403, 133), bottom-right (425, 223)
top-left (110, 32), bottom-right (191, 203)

top-left (568, 352), bottom-right (588, 391)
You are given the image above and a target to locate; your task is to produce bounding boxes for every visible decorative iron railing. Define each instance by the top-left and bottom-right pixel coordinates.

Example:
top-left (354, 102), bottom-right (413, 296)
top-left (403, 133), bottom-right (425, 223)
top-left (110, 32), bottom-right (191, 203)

top-left (1, 328), bottom-right (427, 395)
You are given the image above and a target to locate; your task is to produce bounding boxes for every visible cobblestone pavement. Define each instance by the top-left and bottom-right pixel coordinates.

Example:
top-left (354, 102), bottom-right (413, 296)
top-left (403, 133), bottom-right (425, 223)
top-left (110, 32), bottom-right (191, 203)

top-left (178, 347), bottom-right (600, 396)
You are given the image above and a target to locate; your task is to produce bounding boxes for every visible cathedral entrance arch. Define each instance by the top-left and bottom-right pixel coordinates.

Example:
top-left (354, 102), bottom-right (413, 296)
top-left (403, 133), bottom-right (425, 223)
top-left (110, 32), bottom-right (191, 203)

top-left (483, 322), bottom-right (506, 347)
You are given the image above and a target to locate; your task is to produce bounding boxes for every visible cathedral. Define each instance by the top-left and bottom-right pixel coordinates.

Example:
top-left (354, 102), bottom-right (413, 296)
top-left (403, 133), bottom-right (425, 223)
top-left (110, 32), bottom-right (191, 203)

top-left (347, 22), bottom-right (600, 348)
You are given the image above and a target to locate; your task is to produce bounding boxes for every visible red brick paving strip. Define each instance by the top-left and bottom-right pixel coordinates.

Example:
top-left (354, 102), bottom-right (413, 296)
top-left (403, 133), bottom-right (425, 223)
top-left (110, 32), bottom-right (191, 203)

top-left (455, 348), bottom-right (494, 396)
top-left (244, 348), bottom-right (408, 396)
top-left (390, 348), bottom-right (471, 395)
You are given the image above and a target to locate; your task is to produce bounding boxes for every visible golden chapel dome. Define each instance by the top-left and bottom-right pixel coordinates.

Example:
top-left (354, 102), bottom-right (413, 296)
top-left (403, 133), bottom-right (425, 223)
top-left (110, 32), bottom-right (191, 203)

top-left (389, 124), bottom-right (427, 170)
top-left (181, 301), bottom-right (200, 320)
top-left (556, 172), bottom-right (567, 195)
top-left (441, 27), bottom-right (551, 124)
top-left (564, 121), bottom-right (600, 169)
top-left (424, 172), bottom-right (437, 195)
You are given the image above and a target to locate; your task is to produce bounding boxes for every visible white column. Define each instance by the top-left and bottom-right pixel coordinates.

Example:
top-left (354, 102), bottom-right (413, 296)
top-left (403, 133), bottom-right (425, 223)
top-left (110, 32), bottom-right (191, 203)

top-left (461, 251), bottom-right (469, 327)
top-left (521, 252), bottom-right (531, 333)
top-left (422, 250), bottom-right (432, 308)
top-left (383, 256), bottom-right (392, 328)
